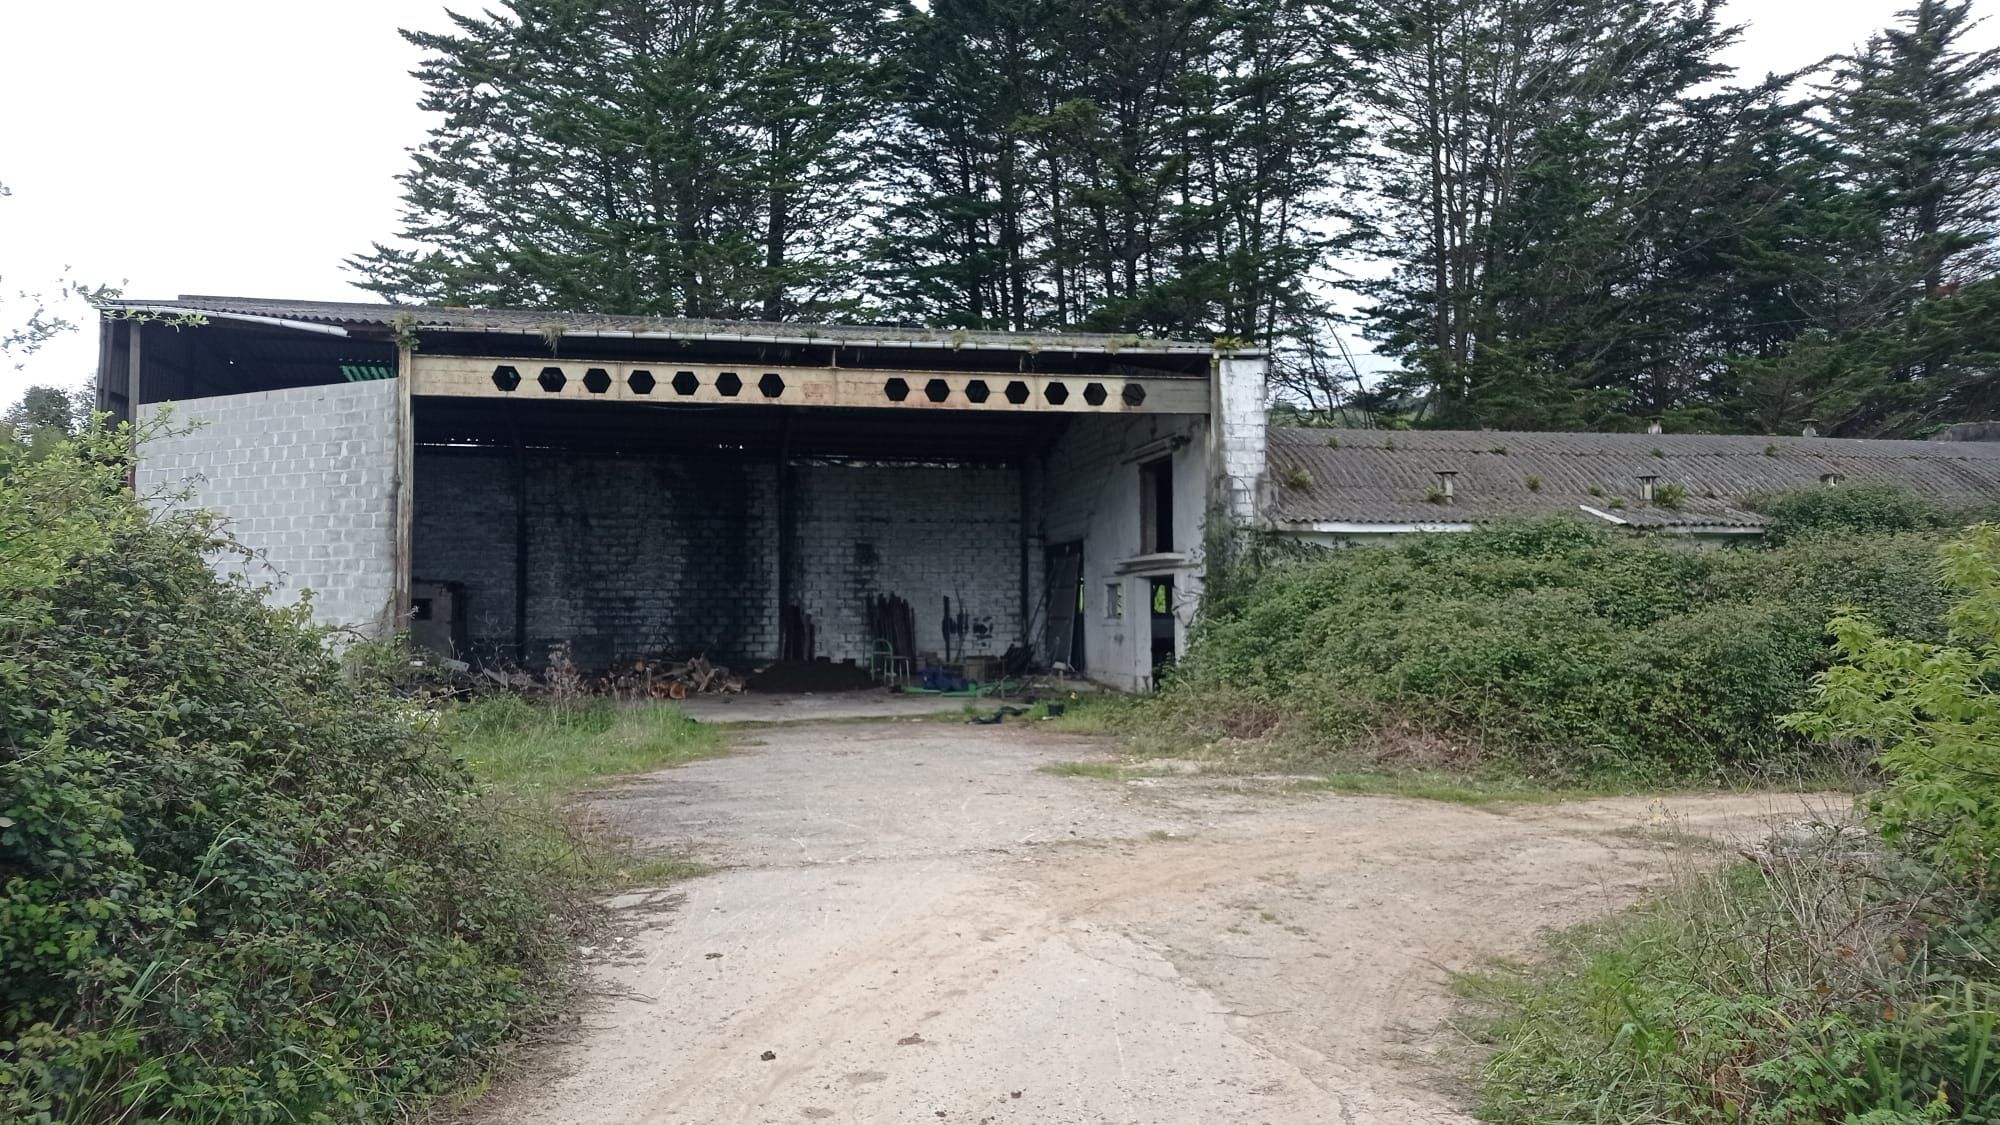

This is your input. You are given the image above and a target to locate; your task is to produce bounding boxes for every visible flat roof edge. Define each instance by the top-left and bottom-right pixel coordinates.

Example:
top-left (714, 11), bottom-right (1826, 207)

top-left (104, 298), bottom-right (1255, 357)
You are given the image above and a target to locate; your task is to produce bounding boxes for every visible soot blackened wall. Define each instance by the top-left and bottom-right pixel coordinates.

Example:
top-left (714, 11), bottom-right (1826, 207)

top-left (787, 463), bottom-right (1023, 665)
top-left (414, 448), bottom-right (777, 666)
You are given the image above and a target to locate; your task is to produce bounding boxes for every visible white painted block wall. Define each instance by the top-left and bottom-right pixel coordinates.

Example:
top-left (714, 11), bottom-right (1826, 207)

top-left (136, 381), bottom-right (400, 635)
top-left (1038, 414), bottom-right (1209, 692)
top-left (1215, 355), bottom-right (1269, 524)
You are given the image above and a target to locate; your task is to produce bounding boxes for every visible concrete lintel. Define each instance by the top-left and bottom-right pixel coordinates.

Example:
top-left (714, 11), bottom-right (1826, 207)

top-left (411, 356), bottom-right (1212, 415)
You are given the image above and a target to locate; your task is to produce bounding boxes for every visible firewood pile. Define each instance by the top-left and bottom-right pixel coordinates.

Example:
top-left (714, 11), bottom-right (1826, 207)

top-left (478, 647), bottom-right (745, 700)
top-left (600, 655), bottom-right (745, 700)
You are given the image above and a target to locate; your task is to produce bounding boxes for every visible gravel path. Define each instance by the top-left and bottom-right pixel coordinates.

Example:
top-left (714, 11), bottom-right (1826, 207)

top-left (470, 718), bottom-right (1834, 1125)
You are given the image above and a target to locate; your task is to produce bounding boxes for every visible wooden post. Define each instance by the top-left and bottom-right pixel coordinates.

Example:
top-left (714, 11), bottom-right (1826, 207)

top-left (1018, 461), bottom-right (1032, 653)
top-left (774, 410), bottom-right (794, 661)
top-left (507, 404), bottom-right (529, 663)
top-left (392, 344), bottom-right (416, 636)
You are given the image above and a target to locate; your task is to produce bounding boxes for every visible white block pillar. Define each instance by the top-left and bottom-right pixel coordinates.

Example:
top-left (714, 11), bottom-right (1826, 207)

top-left (1213, 354), bottom-right (1269, 525)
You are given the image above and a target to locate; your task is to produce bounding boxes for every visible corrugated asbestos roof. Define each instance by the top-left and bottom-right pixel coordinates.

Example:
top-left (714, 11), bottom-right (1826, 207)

top-left (1267, 427), bottom-right (2000, 530)
top-left (104, 295), bottom-right (1232, 355)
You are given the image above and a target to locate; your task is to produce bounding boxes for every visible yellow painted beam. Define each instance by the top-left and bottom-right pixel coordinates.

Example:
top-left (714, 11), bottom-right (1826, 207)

top-left (409, 356), bottom-right (1211, 414)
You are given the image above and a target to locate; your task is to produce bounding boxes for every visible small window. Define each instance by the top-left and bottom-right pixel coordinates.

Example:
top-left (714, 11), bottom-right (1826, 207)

top-left (1105, 582), bottom-right (1124, 619)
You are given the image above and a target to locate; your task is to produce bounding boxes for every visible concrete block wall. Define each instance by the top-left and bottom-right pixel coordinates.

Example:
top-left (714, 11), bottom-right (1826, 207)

top-left (1215, 355), bottom-right (1269, 523)
top-left (1038, 414), bottom-right (1208, 691)
top-left (414, 449), bottom-right (778, 667)
top-left (136, 381), bottom-right (399, 633)
top-left (789, 463), bottom-right (1023, 665)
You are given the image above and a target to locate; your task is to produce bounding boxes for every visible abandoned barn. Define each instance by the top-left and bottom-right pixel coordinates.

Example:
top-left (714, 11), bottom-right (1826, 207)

top-left (99, 297), bottom-right (1268, 692)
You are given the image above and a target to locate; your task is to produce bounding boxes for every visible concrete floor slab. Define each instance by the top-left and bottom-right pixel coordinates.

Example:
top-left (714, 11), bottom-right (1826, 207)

top-left (470, 720), bottom-right (1837, 1125)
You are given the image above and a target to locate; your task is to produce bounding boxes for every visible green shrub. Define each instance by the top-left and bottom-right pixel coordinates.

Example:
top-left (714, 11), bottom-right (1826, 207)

top-left (1787, 524), bottom-right (2000, 885)
top-left (1469, 523), bottom-right (2000, 1124)
top-left (1162, 518), bottom-right (1951, 782)
top-left (0, 429), bottom-right (569, 1122)
top-left (1756, 483), bottom-right (1974, 545)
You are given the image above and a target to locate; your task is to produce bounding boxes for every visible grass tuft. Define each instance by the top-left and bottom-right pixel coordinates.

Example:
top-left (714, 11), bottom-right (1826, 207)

top-left (1042, 761), bottom-right (1128, 780)
top-left (447, 696), bottom-right (725, 888)
top-left (1463, 846), bottom-right (2000, 1123)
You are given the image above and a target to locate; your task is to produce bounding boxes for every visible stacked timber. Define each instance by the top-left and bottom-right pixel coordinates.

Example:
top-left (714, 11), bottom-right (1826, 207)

top-left (601, 655), bottom-right (745, 700)
top-left (867, 594), bottom-right (918, 664)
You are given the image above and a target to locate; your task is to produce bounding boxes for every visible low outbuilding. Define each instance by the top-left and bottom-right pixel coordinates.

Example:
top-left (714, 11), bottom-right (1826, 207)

top-left (1265, 426), bottom-right (2000, 544)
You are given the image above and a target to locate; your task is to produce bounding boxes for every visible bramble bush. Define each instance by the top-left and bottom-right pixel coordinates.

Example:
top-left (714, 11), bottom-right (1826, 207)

top-left (1159, 516), bottom-right (1953, 782)
top-left (1786, 523), bottom-right (2000, 886)
top-left (1470, 524), bottom-right (2000, 1123)
top-left (0, 427), bottom-right (570, 1122)
top-left (1754, 482), bottom-right (1988, 545)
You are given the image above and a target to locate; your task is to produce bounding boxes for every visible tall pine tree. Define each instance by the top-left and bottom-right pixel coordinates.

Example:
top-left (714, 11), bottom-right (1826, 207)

top-left (1761, 0), bottom-right (2000, 434)
top-left (1359, 0), bottom-right (2000, 436)
top-left (352, 0), bottom-right (887, 319)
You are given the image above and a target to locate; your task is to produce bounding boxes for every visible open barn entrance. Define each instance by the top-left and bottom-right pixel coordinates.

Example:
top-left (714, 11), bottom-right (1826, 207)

top-left (411, 397), bottom-right (1055, 680)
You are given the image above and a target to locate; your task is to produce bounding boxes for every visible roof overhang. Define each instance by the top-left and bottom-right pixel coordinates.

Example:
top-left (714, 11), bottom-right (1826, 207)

top-left (106, 304), bottom-right (351, 337)
top-left (100, 296), bottom-right (1247, 358)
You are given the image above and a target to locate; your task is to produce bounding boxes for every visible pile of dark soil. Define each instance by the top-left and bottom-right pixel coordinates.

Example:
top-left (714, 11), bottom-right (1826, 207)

top-left (744, 660), bottom-right (880, 694)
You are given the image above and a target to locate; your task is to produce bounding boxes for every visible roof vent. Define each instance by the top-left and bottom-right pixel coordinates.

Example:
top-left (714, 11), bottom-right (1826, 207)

top-left (1637, 473), bottom-right (1660, 503)
top-left (1434, 470), bottom-right (1457, 504)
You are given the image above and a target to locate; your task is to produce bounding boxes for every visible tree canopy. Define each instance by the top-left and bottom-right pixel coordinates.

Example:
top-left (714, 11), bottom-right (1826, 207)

top-left (355, 0), bottom-right (2000, 437)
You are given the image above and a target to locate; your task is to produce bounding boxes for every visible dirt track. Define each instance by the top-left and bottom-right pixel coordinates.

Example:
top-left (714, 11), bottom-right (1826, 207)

top-left (471, 718), bottom-right (1837, 1125)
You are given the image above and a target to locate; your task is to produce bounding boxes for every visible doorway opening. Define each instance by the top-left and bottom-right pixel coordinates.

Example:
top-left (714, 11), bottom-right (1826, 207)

top-left (1045, 541), bottom-right (1085, 672)
top-left (1148, 576), bottom-right (1175, 682)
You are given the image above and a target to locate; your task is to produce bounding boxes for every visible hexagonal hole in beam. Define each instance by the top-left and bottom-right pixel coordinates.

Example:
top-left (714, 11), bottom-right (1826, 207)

top-left (716, 372), bottom-right (743, 397)
top-left (538, 366), bottom-right (568, 393)
top-left (491, 365), bottom-right (522, 392)
top-left (964, 379), bottom-right (991, 404)
top-left (628, 369), bottom-right (657, 395)
top-left (884, 377), bottom-right (911, 402)
top-left (924, 378), bottom-right (952, 403)
top-left (1004, 380), bottom-right (1031, 404)
top-left (1044, 381), bottom-right (1070, 405)
top-left (1083, 382), bottom-right (1108, 406)
top-left (672, 371), bottom-right (701, 396)
top-left (758, 372), bottom-right (786, 398)
top-left (582, 367), bottom-right (613, 394)
top-left (1122, 382), bottom-right (1147, 407)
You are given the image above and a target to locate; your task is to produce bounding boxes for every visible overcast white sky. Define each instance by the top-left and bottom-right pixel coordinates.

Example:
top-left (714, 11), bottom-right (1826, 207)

top-left (2, 0), bottom-right (1994, 407)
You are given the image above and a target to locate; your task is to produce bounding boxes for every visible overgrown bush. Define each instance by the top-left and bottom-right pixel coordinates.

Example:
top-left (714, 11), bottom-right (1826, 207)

top-left (1787, 523), bottom-right (2000, 886)
top-left (1470, 524), bottom-right (2000, 1123)
top-left (1160, 517), bottom-right (1952, 781)
top-left (0, 429), bottom-right (570, 1122)
top-left (1755, 483), bottom-right (1978, 545)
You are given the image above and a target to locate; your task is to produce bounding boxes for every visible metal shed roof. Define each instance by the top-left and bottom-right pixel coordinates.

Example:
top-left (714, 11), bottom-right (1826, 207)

top-left (1267, 427), bottom-right (2000, 531)
top-left (103, 295), bottom-right (1238, 356)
